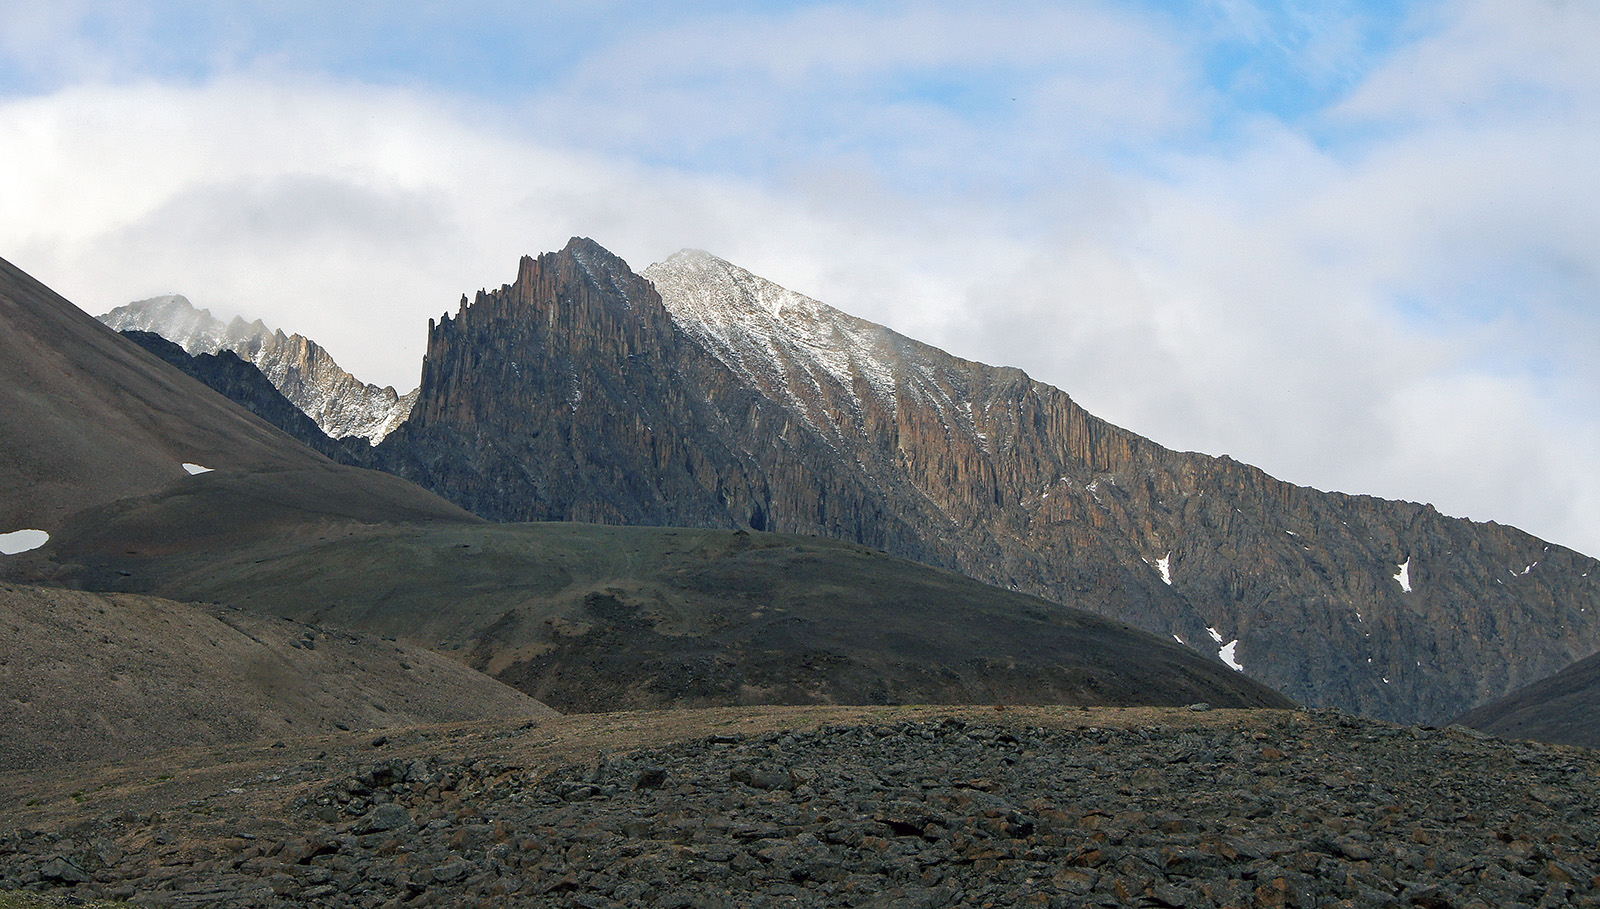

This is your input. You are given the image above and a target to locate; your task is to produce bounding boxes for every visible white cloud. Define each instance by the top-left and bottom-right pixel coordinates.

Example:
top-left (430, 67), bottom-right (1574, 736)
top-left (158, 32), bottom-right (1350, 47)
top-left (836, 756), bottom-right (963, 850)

top-left (933, 1), bottom-right (1600, 554)
top-left (0, 75), bottom-right (998, 391)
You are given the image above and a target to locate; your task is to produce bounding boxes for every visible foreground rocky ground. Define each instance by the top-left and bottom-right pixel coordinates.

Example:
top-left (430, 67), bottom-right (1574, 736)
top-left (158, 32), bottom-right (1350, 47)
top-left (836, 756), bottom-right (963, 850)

top-left (1, 706), bottom-right (1596, 907)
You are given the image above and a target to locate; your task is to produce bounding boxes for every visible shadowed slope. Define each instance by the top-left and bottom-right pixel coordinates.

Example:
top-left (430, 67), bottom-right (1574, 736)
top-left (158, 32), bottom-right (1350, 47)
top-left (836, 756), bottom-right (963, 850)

top-left (30, 501), bottom-right (1293, 713)
top-left (1454, 650), bottom-right (1600, 749)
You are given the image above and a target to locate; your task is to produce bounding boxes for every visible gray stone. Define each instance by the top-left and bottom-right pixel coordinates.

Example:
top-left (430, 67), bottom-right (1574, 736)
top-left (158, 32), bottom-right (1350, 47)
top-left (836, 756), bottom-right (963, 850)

top-left (353, 803), bottom-right (412, 834)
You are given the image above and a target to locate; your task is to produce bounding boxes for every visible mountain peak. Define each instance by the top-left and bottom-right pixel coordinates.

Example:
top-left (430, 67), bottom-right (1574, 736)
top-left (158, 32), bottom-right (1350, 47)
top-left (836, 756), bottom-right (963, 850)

top-left (661, 247), bottom-right (727, 267)
top-left (644, 250), bottom-right (899, 410)
top-left (98, 297), bottom-right (415, 443)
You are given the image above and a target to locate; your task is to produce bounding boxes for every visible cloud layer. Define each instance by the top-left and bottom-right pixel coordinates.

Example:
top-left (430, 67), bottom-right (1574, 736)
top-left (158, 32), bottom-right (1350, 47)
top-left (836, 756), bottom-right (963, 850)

top-left (2, 0), bottom-right (1597, 556)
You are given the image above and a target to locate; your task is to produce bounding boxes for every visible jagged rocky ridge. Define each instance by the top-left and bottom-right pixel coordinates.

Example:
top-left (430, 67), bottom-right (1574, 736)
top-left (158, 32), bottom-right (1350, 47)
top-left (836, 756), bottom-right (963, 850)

top-left (367, 239), bottom-right (1600, 727)
top-left (99, 295), bottom-right (416, 443)
top-left (119, 330), bottom-right (368, 464)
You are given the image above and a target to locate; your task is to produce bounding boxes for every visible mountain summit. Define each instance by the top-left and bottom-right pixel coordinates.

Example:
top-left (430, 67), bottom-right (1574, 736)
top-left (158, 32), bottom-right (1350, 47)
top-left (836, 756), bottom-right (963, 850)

top-left (366, 239), bottom-right (1600, 725)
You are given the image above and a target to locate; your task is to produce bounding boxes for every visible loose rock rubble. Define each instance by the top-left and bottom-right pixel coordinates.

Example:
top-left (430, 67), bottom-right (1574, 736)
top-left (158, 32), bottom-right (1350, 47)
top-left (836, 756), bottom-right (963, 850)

top-left (2, 710), bottom-right (1598, 907)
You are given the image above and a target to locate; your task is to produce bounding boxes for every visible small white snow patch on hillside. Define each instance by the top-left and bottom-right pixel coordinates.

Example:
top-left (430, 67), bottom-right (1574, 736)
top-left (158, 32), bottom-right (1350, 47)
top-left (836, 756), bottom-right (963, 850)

top-left (182, 463), bottom-right (213, 475)
top-left (1219, 639), bottom-right (1243, 672)
top-left (1206, 626), bottom-right (1243, 671)
top-left (1172, 633), bottom-right (1184, 644)
top-left (0, 529), bottom-right (49, 555)
top-left (1155, 552), bottom-right (1172, 585)
top-left (1394, 558), bottom-right (1412, 593)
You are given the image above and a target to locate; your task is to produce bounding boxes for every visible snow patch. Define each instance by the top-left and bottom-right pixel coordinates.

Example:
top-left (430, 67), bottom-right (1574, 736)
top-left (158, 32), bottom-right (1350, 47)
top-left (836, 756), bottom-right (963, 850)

top-left (1206, 626), bottom-right (1243, 671)
top-left (1393, 558), bottom-right (1412, 593)
top-left (1218, 640), bottom-right (1243, 672)
top-left (182, 463), bottom-right (213, 475)
top-left (1155, 552), bottom-right (1172, 585)
top-left (0, 529), bottom-right (49, 555)
top-left (643, 250), bottom-right (900, 438)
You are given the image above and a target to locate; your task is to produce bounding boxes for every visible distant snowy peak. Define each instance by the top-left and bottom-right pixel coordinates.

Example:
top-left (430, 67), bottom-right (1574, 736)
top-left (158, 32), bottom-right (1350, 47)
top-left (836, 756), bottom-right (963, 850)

top-left (101, 294), bottom-right (267, 354)
top-left (99, 296), bottom-right (415, 443)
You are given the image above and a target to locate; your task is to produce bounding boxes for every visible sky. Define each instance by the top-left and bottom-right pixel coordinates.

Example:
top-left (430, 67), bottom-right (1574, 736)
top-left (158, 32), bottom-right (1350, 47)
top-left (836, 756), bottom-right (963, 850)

top-left (2, 1), bottom-right (1598, 557)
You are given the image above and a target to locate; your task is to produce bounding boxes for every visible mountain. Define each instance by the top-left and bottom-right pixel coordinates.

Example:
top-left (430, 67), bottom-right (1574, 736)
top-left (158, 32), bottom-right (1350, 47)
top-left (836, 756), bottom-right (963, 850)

top-left (367, 239), bottom-right (1600, 725)
top-left (0, 582), bottom-right (552, 771)
top-left (99, 294), bottom-right (416, 443)
top-left (0, 256), bottom-right (335, 536)
top-left (1454, 650), bottom-right (1600, 749)
top-left (119, 329), bottom-right (367, 464)
top-left (3, 252), bottom-right (1286, 719)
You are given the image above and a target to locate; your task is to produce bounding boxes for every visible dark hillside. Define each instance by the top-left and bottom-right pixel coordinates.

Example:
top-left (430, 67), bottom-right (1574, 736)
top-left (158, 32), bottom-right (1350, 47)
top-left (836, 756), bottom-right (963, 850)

top-left (30, 497), bottom-right (1291, 713)
top-left (1455, 649), bottom-right (1600, 749)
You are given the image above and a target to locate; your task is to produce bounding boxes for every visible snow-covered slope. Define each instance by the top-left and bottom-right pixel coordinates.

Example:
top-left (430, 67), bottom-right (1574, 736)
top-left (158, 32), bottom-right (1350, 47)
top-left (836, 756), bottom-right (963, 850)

top-left (643, 249), bottom-right (1003, 451)
top-left (99, 296), bottom-right (415, 443)
top-left (644, 250), bottom-right (895, 402)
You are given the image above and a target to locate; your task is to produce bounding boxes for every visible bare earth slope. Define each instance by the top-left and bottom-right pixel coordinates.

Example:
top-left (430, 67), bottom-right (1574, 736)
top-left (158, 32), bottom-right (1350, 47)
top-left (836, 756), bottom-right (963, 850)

top-left (0, 582), bottom-right (554, 772)
top-left (0, 254), bottom-right (481, 542)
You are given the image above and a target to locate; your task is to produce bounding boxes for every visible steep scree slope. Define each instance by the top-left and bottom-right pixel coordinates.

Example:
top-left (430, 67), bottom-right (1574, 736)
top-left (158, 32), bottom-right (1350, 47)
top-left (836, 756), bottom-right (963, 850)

top-left (119, 330), bottom-right (367, 464)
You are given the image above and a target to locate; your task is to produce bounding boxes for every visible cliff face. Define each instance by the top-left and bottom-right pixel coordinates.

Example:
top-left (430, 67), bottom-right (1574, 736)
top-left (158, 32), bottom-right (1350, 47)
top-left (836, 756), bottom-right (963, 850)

top-left (377, 240), bottom-right (937, 560)
top-left (375, 240), bottom-right (1600, 725)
